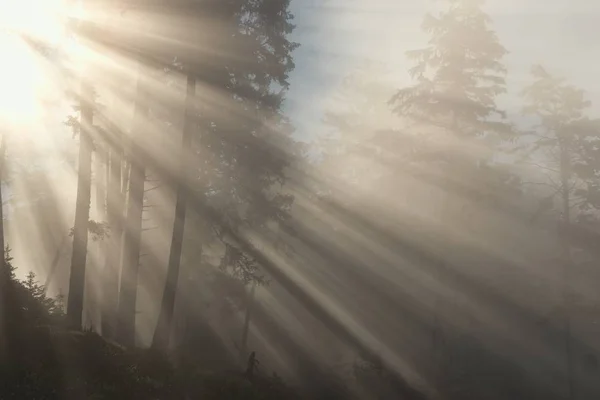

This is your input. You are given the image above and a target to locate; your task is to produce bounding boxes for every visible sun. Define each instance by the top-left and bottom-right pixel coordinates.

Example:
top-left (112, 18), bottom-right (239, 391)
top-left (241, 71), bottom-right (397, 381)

top-left (0, 0), bottom-right (67, 43)
top-left (0, 0), bottom-right (69, 129)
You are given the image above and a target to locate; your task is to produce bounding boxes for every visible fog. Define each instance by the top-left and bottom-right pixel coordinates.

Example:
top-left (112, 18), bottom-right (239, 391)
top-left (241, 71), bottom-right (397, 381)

top-left (0, 0), bottom-right (599, 399)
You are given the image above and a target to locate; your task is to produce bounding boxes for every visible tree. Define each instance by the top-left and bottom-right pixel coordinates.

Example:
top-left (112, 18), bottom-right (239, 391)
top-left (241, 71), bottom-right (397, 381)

top-left (66, 81), bottom-right (94, 329)
top-left (0, 132), bottom-right (6, 266)
top-left (91, 126), bottom-right (107, 326)
top-left (100, 117), bottom-right (125, 340)
top-left (571, 118), bottom-right (600, 218)
top-left (116, 66), bottom-right (149, 347)
top-left (196, 0), bottom-right (298, 364)
top-left (389, 0), bottom-right (512, 195)
top-left (216, 242), bottom-right (267, 359)
top-left (239, 281), bottom-right (256, 358)
top-left (0, 132), bottom-right (8, 364)
top-left (193, 0), bottom-right (298, 249)
top-left (388, 0), bottom-right (512, 385)
top-left (154, 0), bottom-right (299, 354)
top-left (152, 73), bottom-right (196, 351)
top-left (521, 64), bottom-right (600, 400)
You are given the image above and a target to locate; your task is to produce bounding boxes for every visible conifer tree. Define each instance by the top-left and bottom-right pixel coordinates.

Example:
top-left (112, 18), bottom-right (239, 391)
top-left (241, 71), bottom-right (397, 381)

top-left (151, 0), bottom-right (299, 351)
top-left (388, 0), bottom-right (512, 385)
top-left (66, 81), bottom-right (94, 329)
top-left (521, 64), bottom-right (600, 400)
top-left (390, 0), bottom-right (512, 211)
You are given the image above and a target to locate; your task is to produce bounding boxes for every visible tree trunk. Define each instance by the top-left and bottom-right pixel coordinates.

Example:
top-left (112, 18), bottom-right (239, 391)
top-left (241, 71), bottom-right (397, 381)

top-left (122, 160), bottom-right (130, 198)
top-left (431, 116), bottom-right (460, 383)
top-left (0, 132), bottom-right (7, 362)
top-left (102, 139), bottom-right (124, 339)
top-left (152, 74), bottom-right (196, 351)
top-left (84, 139), bottom-right (107, 329)
top-left (43, 233), bottom-right (69, 295)
top-left (559, 137), bottom-right (575, 400)
top-left (67, 81), bottom-right (94, 329)
top-left (93, 137), bottom-right (106, 330)
top-left (0, 132), bottom-right (6, 265)
top-left (95, 143), bottom-right (107, 222)
top-left (116, 66), bottom-right (148, 347)
top-left (240, 282), bottom-right (256, 358)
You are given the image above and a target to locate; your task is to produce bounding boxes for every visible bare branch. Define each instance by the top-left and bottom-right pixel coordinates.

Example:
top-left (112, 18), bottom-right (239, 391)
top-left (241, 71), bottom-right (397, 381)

top-left (521, 161), bottom-right (560, 174)
top-left (144, 185), bottom-right (162, 193)
top-left (521, 181), bottom-right (559, 190)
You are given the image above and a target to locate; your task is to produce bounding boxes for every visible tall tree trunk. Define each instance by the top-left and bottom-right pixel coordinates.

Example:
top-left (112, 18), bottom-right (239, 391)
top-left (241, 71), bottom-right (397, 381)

top-left (43, 233), bottom-right (69, 295)
top-left (240, 282), bottom-right (256, 359)
top-left (0, 132), bottom-right (6, 265)
top-left (102, 136), bottom-right (124, 339)
top-left (84, 140), bottom-right (107, 329)
top-left (431, 116), bottom-right (459, 383)
top-left (152, 74), bottom-right (196, 351)
top-left (122, 160), bottom-right (130, 197)
top-left (559, 137), bottom-right (575, 400)
top-left (67, 81), bottom-right (94, 329)
top-left (95, 143), bottom-right (107, 223)
top-left (0, 132), bottom-right (7, 363)
top-left (116, 66), bottom-right (148, 347)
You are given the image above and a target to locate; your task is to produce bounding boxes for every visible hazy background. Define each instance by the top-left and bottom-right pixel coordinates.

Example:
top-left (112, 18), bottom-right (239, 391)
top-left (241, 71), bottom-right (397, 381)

top-left (287, 0), bottom-right (600, 141)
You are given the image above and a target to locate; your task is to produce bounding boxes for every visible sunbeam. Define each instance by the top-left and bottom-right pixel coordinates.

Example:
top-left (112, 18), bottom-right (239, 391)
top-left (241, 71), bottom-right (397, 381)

top-left (0, 0), bottom-right (598, 399)
top-left (0, 0), bottom-right (66, 41)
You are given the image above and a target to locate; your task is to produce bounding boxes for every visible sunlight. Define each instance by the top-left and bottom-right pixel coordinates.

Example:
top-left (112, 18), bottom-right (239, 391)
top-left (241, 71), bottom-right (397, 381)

top-left (0, 0), bottom-right (69, 131)
top-left (0, 0), bottom-right (595, 398)
top-left (0, 0), bottom-right (67, 43)
top-left (0, 35), bottom-right (44, 121)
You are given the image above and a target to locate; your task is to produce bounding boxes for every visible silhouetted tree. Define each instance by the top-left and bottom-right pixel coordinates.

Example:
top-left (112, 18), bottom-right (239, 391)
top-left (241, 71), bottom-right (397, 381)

top-left (117, 66), bottom-right (150, 347)
top-left (388, 0), bottom-right (513, 387)
top-left (521, 64), bottom-right (600, 399)
top-left (0, 132), bottom-right (6, 266)
top-left (66, 81), bottom-right (94, 329)
top-left (158, 0), bottom-right (299, 356)
top-left (152, 73), bottom-right (196, 351)
top-left (100, 118), bottom-right (126, 339)
top-left (0, 133), bottom-right (7, 364)
top-left (390, 0), bottom-right (512, 200)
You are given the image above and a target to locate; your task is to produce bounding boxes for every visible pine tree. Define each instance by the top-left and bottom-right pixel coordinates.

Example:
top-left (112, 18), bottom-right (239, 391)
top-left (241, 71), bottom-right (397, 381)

top-left (0, 134), bottom-right (7, 364)
top-left (521, 65), bottom-right (600, 225)
top-left (388, 0), bottom-right (512, 387)
top-left (152, 73), bottom-right (196, 351)
top-left (66, 81), bottom-right (94, 329)
top-left (0, 133), bottom-right (6, 268)
top-left (100, 118), bottom-right (125, 340)
top-left (154, 0), bottom-right (299, 352)
top-left (521, 64), bottom-right (600, 400)
top-left (194, 0), bottom-right (298, 243)
top-left (116, 65), bottom-right (149, 347)
top-left (197, 0), bottom-right (298, 362)
top-left (390, 0), bottom-right (512, 215)
top-left (571, 118), bottom-right (600, 218)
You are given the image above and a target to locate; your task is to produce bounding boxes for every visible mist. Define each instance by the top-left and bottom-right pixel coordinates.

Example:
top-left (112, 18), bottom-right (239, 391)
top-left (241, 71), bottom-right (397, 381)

top-left (0, 0), bottom-right (599, 399)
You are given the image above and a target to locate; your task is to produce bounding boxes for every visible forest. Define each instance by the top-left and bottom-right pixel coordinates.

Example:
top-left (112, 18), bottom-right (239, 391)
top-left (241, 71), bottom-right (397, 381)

top-left (0, 0), bottom-right (599, 399)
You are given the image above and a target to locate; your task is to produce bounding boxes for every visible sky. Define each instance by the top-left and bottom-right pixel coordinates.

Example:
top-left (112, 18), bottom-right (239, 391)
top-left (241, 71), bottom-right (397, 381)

top-left (286, 0), bottom-right (600, 142)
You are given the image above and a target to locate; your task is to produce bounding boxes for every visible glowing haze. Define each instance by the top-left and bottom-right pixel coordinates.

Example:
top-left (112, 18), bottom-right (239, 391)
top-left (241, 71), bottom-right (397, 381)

top-left (0, 0), bottom-right (599, 398)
